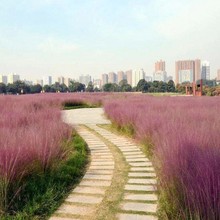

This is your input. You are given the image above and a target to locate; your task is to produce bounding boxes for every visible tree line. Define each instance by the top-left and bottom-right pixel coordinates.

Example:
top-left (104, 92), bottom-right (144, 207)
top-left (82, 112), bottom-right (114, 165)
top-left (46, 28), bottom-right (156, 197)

top-left (102, 79), bottom-right (176, 93)
top-left (4, 79), bottom-right (219, 95)
top-left (0, 79), bottom-right (176, 94)
top-left (0, 81), bottom-right (86, 94)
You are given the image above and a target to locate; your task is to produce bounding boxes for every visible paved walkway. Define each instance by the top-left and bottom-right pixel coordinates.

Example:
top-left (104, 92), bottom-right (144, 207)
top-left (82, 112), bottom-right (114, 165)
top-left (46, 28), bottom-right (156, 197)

top-left (51, 108), bottom-right (158, 220)
top-left (62, 108), bottom-right (111, 125)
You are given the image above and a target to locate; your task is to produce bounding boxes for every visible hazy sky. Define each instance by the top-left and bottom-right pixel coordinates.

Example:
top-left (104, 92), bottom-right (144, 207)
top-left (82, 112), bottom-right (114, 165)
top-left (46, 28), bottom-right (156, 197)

top-left (0, 0), bottom-right (220, 81)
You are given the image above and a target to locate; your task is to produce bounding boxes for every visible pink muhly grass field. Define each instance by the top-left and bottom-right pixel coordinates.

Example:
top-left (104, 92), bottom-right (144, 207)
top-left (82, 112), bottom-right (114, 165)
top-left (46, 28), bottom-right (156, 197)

top-left (0, 92), bottom-right (112, 212)
top-left (104, 95), bottom-right (220, 219)
top-left (0, 95), bottom-right (72, 212)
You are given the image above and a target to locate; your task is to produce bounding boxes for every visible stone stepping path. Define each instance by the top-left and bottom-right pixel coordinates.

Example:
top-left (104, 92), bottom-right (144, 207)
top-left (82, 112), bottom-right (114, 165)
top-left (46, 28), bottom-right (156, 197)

top-left (52, 108), bottom-right (158, 220)
top-left (50, 126), bottom-right (115, 219)
top-left (87, 124), bottom-right (158, 220)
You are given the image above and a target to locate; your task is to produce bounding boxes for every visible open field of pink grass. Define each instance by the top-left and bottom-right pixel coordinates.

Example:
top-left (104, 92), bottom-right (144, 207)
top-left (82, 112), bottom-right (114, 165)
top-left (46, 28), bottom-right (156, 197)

top-left (104, 95), bottom-right (220, 219)
top-left (0, 95), bottom-right (70, 214)
top-left (0, 93), bottom-right (220, 219)
top-left (0, 93), bottom-right (112, 217)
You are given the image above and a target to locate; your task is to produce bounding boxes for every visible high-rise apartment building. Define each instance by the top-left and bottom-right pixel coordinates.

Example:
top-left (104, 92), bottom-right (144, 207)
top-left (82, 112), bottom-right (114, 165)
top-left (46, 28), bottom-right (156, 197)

top-left (201, 61), bottom-right (210, 80)
top-left (101, 74), bottom-right (108, 86)
top-left (155, 60), bottom-right (165, 72)
top-left (0, 75), bottom-right (7, 84)
top-left (175, 59), bottom-right (201, 84)
top-left (64, 77), bottom-right (70, 87)
top-left (8, 74), bottom-right (20, 84)
top-left (117, 71), bottom-right (125, 84)
top-left (154, 60), bottom-right (167, 82)
top-left (58, 76), bottom-right (65, 84)
top-left (125, 70), bottom-right (132, 86)
top-left (79, 74), bottom-right (91, 86)
top-left (93, 79), bottom-right (102, 89)
top-left (43, 76), bottom-right (52, 86)
top-left (132, 69), bottom-right (145, 87)
top-left (108, 72), bottom-right (117, 84)
top-left (153, 71), bottom-right (167, 82)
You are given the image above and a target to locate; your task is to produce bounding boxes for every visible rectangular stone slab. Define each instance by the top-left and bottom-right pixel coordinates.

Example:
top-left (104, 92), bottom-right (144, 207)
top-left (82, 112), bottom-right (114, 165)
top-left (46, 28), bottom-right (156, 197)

top-left (57, 204), bottom-right (94, 216)
top-left (125, 155), bottom-right (146, 159)
top-left (129, 162), bottom-right (153, 167)
top-left (128, 178), bottom-right (157, 185)
top-left (131, 167), bottom-right (155, 172)
top-left (128, 172), bottom-right (156, 177)
top-left (89, 165), bottom-right (114, 170)
top-left (126, 158), bottom-right (150, 162)
top-left (120, 202), bottom-right (157, 213)
top-left (80, 180), bottom-right (111, 187)
top-left (84, 174), bottom-right (112, 180)
top-left (72, 186), bottom-right (106, 195)
top-left (120, 148), bottom-right (140, 152)
top-left (90, 161), bottom-right (114, 166)
top-left (66, 194), bottom-right (103, 204)
top-left (123, 152), bottom-right (143, 155)
top-left (91, 159), bottom-right (113, 162)
top-left (124, 193), bottom-right (158, 201)
top-left (125, 184), bottom-right (156, 192)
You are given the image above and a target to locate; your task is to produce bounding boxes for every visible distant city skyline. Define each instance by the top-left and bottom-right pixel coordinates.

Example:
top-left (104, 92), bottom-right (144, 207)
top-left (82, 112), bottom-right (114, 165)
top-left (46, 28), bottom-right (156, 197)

top-left (0, 0), bottom-right (220, 81)
top-left (0, 58), bottom-right (219, 86)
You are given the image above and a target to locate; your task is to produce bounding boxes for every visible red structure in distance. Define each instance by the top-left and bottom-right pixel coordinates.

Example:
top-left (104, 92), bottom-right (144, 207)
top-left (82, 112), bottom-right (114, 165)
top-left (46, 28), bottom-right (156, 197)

top-left (185, 79), bottom-right (203, 96)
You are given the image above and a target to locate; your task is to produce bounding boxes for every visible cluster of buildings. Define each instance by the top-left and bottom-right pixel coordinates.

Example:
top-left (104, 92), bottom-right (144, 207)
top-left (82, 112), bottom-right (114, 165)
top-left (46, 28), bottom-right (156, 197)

top-left (175, 59), bottom-right (211, 84)
top-left (99, 60), bottom-right (172, 89)
top-left (1, 59), bottom-right (219, 88)
top-left (0, 74), bottom-right (20, 85)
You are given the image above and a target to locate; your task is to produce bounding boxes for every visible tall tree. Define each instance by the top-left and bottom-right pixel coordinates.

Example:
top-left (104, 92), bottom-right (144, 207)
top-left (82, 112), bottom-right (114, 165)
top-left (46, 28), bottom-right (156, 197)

top-left (103, 83), bottom-right (119, 92)
top-left (167, 80), bottom-right (175, 92)
top-left (119, 79), bottom-right (132, 92)
top-left (69, 81), bottom-right (85, 92)
top-left (136, 79), bottom-right (149, 92)
top-left (30, 84), bottom-right (42, 93)
top-left (0, 83), bottom-right (6, 94)
top-left (14, 80), bottom-right (31, 94)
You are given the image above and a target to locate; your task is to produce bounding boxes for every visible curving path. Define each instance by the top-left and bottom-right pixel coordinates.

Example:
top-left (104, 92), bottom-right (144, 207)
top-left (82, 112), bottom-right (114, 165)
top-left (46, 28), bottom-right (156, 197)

top-left (50, 108), bottom-right (158, 220)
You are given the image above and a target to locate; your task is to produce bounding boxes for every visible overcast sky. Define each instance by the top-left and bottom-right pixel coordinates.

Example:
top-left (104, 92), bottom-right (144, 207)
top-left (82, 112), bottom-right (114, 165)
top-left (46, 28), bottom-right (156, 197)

top-left (0, 0), bottom-right (219, 81)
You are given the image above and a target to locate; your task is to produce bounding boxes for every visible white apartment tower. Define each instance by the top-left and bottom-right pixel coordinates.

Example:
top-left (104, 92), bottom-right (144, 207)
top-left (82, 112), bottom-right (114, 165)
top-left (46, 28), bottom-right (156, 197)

top-left (132, 69), bottom-right (145, 87)
top-left (43, 76), bottom-right (52, 86)
top-left (64, 78), bottom-right (70, 87)
top-left (79, 74), bottom-right (92, 86)
top-left (0, 75), bottom-right (7, 84)
top-left (58, 76), bottom-right (65, 84)
top-left (153, 71), bottom-right (167, 82)
top-left (8, 74), bottom-right (20, 84)
top-left (201, 61), bottom-right (210, 80)
top-left (108, 72), bottom-right (117, 84)
top-left (101, 74), bottom-right (108, 86)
